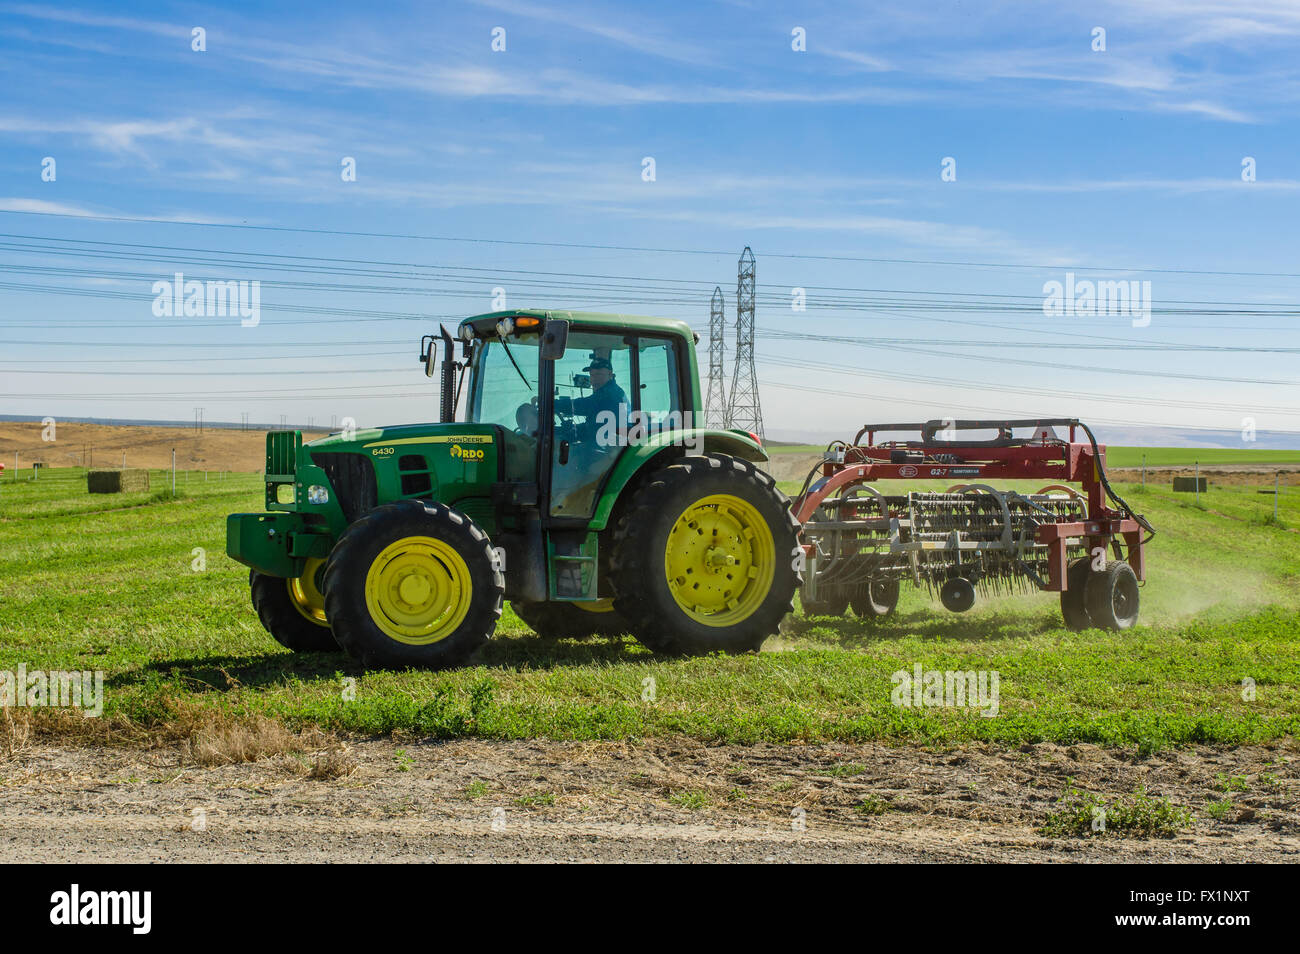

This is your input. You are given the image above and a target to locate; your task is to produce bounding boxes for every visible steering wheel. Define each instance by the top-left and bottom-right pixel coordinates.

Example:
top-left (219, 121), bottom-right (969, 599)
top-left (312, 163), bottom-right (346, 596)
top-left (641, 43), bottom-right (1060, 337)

top-left (514, 401), bottom-right (539, 437)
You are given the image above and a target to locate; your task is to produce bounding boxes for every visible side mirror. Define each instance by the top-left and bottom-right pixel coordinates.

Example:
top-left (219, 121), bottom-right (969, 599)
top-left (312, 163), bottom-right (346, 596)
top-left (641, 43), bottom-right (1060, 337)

top-left (540, 320), bottom-right (569, 361)
top-left (420, 334), bottom-right (436, 377)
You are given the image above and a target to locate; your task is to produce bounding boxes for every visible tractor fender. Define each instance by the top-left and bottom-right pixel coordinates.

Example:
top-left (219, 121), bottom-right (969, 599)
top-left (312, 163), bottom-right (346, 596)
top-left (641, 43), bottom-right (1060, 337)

top-left (588, 428), bottom-right (767, 531)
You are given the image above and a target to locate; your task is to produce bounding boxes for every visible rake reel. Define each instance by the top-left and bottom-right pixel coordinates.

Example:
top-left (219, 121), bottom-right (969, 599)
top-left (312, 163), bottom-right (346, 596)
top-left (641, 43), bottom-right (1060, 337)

top-left (793, 419), bottom-right (1154, 630)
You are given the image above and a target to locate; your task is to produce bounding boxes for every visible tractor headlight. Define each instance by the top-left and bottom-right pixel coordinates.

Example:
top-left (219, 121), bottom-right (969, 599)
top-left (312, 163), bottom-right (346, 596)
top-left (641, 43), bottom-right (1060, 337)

top-left (458, 324), bottom-right (474, 342)
top-left (306, 484), bottom-right (330, 505)
top-left (495, 317), bottom-right (514, 337)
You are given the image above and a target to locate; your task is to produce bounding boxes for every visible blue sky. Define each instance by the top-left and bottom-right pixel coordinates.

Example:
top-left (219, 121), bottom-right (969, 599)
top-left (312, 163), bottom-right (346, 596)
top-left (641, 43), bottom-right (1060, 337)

top-left (1, 0), bottom-right (1298, 444)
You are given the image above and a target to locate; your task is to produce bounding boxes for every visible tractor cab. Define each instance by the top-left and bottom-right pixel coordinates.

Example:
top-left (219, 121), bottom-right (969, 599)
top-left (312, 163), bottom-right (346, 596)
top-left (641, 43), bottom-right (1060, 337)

top-left (447, 311), bottom-right (691, 523)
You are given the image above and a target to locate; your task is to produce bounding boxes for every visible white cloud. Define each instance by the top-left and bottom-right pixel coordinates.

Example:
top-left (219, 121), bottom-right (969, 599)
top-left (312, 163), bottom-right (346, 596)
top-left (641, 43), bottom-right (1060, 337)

top-left (0, 197), bottom-right (100, 216)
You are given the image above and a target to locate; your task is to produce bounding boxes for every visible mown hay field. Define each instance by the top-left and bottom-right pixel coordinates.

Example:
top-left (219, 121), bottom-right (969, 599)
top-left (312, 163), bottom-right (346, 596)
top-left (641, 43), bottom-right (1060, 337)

top-left (1, 464), bottom-right (1297, 749)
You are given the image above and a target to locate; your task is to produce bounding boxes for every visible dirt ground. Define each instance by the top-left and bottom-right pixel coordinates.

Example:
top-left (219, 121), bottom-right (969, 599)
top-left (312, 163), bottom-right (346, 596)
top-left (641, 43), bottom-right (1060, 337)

top-left (0, 421), bottom-right (325, 472)
top-left (1, 738), bottom-right (1295, 863)
top-left (1108, 466), bottom-right (1300, 487)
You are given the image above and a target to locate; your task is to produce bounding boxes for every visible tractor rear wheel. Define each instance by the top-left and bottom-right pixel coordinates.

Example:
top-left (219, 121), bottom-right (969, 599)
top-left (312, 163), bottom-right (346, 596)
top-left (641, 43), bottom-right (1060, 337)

top-left (323, 500), bottom-right (503, 669)
top-left (1084, 560), bottom-right (1140, 631)
top-left (250, 559), bottom-right (341, 652)
top-left (1059, 558), bottom-right (1093, 631)
top-left (610, 454), bottom-right (800, 655)
top-left (512, 599), bottom-right (626, 639)
top-left (850, 579), bottom-right (899, 619)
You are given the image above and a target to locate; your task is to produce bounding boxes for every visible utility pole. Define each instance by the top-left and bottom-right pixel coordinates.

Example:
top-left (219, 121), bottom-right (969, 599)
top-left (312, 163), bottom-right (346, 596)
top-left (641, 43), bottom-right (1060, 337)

top-left (726, 247), bottom-right (764, 441)
top-left (704, 286), bottom-right (728, 429)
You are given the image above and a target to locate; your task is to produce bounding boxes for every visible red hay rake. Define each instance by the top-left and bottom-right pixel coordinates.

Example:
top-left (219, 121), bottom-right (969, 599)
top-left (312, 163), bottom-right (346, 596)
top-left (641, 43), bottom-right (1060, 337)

top-left (793, 418), bottom-right (1155, 630)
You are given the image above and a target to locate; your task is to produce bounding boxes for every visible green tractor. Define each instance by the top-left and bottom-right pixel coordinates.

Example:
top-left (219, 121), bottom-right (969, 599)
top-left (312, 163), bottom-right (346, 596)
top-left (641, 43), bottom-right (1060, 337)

top-left (226, 310), bottom-right (802, 669)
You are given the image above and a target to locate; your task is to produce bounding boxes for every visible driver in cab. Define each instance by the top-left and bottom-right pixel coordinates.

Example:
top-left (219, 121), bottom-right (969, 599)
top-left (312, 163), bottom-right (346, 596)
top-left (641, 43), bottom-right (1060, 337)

top-left (554, 356), bottom-right (629, 441)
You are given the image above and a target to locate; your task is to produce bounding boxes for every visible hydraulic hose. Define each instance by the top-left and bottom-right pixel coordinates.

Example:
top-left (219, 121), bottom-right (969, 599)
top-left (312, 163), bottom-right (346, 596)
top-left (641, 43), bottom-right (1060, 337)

top-left (1077, 420), bottom-right (1157, 542)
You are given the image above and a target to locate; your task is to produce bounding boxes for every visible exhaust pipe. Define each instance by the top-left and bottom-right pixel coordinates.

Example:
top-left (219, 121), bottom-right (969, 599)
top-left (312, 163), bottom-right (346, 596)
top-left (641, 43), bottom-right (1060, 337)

top-left (438, 325), bottom-right (456, 423)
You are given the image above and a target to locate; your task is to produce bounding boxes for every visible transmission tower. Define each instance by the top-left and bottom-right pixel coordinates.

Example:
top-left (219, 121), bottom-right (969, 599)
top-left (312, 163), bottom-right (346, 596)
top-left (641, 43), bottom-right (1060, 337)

top-left (704, 286), bottom-right (728, 429)
top-left (726, 247), bottom-right (764, 440)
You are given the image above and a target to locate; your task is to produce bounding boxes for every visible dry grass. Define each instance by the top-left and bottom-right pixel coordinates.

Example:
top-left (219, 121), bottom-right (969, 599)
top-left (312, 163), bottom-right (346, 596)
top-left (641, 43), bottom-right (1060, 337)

top-left (2, 701), bottom-right (341, 769)
top-left (1, 707), bottom-right (32, 761)
top-left (181, 714), bottom-right (310, 767)
top-left (0, 420), bottom-right (326, 471)
top-left (308, 748), bottom-right (360, 780)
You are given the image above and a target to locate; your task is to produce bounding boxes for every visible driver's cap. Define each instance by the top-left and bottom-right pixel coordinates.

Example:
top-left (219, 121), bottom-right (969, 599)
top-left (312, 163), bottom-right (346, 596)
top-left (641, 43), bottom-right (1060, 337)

top-left (583, 357), bottom-right (613, 372)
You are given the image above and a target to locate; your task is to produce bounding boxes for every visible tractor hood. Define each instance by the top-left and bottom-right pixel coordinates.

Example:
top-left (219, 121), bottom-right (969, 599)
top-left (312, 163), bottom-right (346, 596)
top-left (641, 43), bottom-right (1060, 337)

top-left (259, 422), bottom-right (504, 535)
top-left (304, 421), bottom-right (478, 453)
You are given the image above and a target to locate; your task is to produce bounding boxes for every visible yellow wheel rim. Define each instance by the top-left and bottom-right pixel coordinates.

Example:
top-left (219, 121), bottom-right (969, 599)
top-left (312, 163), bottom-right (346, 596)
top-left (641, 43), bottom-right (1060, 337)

top-left (663, 493), bottom-right (775, 627)
top-left (286, 557), bottom-right (329, 627)
top-left (574, 598), bottom-right (615, 614)
top-left (363, 536), bottom-right (472, 645)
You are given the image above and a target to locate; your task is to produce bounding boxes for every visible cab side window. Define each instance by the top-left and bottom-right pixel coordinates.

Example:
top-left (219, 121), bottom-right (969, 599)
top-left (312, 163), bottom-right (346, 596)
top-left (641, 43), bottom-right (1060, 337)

top-left (635, 337), bottom-right (682, 429)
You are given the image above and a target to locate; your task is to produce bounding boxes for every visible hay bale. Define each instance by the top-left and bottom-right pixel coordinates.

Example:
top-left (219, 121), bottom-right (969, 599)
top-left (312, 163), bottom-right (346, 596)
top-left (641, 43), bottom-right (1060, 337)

top-left (87, 469), bottom-right (150, 494)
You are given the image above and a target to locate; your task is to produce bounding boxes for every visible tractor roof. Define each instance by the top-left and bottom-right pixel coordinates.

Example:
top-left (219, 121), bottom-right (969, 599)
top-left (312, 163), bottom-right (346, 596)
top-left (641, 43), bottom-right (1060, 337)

top-left (458, 309), bottom-right (697, 341)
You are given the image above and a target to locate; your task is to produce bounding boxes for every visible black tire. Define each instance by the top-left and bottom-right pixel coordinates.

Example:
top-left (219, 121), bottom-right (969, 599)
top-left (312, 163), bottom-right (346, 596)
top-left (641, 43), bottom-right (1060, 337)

top-left (512, 599), bottom-right (626, 639)
top-left (322, 500), bottom-right (503, 669)
top-left (249, 563), bottom-right (341, 652)
top-left (850, 579), bottom-right (899, 619)
top-left (939, 576), bottom-right (976, 613)
top-left (1084, 560), bottom-right (1140, 631)
top-left (1060, 558), bottom-right (1093, 631)
top-left (610, 454), bottom-right (800, 655)
top-left (800, 589), bottom-right (850, 617)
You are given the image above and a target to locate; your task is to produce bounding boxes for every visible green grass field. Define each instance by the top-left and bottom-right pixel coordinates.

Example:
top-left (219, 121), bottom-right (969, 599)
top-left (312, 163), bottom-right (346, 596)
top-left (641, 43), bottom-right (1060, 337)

top-left (1, 465), bottom-right (1297, 749)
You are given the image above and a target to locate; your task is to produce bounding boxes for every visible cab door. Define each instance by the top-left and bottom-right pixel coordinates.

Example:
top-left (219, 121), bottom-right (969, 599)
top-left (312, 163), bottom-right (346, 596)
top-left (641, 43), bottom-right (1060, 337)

top-left (547, 330), bottom-right (631, 520)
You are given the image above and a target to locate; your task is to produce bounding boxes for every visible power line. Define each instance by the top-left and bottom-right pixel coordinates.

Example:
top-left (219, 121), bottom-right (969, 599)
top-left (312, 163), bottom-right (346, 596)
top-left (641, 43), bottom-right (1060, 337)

top-left (7, 206), bottom-right (1300, 278)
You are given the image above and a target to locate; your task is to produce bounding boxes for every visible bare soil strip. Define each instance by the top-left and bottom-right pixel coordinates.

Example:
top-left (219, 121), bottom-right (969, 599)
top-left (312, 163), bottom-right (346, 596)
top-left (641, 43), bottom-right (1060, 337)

top-left (1, 739), bottom-right (1295, 862)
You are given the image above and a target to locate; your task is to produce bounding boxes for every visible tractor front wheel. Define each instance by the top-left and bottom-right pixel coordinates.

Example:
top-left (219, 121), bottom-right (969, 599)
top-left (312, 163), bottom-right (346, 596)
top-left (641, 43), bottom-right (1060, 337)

top-left (250, 559), bottom-right (341, 652)
top-left (611, 454), bottom-right (800, 655)
top-left (323, 500), bottom-right (503, 669)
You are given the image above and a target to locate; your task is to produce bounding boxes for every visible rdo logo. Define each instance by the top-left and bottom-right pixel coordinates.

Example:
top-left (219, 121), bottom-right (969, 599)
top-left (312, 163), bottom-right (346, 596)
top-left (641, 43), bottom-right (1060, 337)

top-left (450, 444), bottom-right (486, 461)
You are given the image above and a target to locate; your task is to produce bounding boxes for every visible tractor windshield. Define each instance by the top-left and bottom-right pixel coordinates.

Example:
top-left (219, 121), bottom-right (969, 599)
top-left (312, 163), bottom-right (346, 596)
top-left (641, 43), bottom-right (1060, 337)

top-left (468, 338), bottom-right (542, 433)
